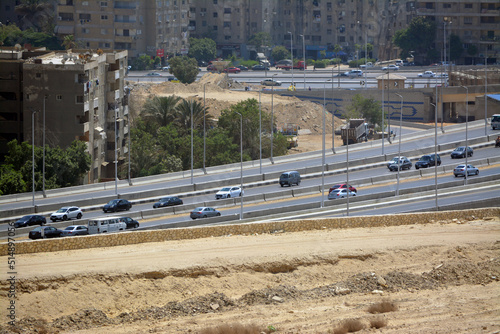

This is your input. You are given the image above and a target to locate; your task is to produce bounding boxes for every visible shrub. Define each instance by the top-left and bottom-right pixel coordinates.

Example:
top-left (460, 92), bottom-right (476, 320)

top-left (369, 316), bottom-right (387, 329)
top-left (367, 300), bottom-right (398, 314)
top-left (333, 318), bottom-right (365, 333)
top-left (200, 323), bottom-right (271, 334)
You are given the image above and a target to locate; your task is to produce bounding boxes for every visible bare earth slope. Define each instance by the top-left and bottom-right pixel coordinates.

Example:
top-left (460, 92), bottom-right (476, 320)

top-left (1, 218), bottom-right (499, 333)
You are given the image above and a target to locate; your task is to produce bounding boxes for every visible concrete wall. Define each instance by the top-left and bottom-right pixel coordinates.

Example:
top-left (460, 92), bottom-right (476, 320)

top-left (1, 207), bottom-right (498, 256)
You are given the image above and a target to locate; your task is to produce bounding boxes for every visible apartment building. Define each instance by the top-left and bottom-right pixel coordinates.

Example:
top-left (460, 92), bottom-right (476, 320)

top-left (55, 0), bottom-right (191, 58)
top-left (415, 0), bottom-right (499, 65)
top-left (18, 49), bottom-right (129, 183)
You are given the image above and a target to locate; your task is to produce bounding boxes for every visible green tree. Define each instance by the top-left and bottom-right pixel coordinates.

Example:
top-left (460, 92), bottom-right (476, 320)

top-left (271, 46), bottom-right (290, 62)
top-left (467, 45), bottom-right (478, 57)
top-left (449, 34), bottom-right (463, 62)
top-left (345, 94), bottom-right (382, 127)
top-left (15, 0), bottom-right (53, 33)
top-left (62, 34), bottom-right (77, 50)
top-left (168, 56), bottom-right (199, 84)
top-left (143, 95), bottom-right (182, 128)
top-left (188, 37), bottom-right (217, 63)
top-left (248, 32), bottom-right (271, 53)
top-left (130, 55), bottom-right (154, 71)
top-left (0, 165), bottom-right (27, 195)
top-left (393, 17), bottom-right (436, 61)
top-left (175, 99), bottom-right (215, 134)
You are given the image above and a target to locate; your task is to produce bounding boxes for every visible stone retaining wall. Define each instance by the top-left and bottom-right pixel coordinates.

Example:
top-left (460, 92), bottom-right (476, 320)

top-left (2, 208), bottom-right (499, 256)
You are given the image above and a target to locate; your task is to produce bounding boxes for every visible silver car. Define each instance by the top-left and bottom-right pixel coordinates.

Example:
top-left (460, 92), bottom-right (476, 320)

top-left (215, 186), bottom-right (243, 199)
top-left (328, 189), bottom-right (357, 200)
top-left (62, 225), bottom-right (89, 237)
top-left (50, 206), bottom-right (83, 222)
top-left (190, 207), bottom-right (221, 219)
top-left (453, 164), bottom-right (479, 177)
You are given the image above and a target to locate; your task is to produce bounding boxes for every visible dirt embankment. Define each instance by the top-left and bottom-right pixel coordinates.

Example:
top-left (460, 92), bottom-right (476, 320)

top-left (1, 218), bottom-right (499, 333)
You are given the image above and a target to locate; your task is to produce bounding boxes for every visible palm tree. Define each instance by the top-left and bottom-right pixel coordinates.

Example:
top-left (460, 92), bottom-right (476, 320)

top-left (143, 95), bottom-right (181, 128)
top-left (175, 99), bottom-right (215, 133)
top-left (62, 35), bottom-right (77, 50)
top-left (15, 0), bottom-right (53, 32)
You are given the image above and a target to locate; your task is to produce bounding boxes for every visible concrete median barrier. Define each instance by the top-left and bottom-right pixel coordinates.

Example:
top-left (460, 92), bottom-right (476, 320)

top-left (264, 189), bottom-right (293, 201)
top-left (292, 186), bottom-right (321, 196)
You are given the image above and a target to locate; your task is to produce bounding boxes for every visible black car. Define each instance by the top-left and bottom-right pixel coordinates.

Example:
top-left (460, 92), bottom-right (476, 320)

top-left (388, 157), bottom-right (412, 171)
top-left (153, 196), bottom-right (183, 208)
top-left (118, 217), bottom-right (140, 229)
top-left (252, 64), bottom-right (270, 71)
top-left (415, 154), bottom-right (441, 169)
top-left (103, 199), bottom-right (132, 213)
top-left (29, 226), bottom-right (63, 240)
top-left (450, 146), bottom-right (473, 159)
top-left (14, 215), bottom-right (46, 228)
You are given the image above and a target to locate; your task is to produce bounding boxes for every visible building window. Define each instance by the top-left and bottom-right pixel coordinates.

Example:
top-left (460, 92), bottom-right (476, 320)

top-left (36, 73), bottom-right (41, 78)
top-left (224, 8), bottom-right (231, 14)
top-left (464, 17), bottom-right (472, 25)
top-left (76, 96), bottom-right (84, 104)
top-left (213, 12), bottom-right (218, 17)
top-left (101, 15), bottom-right (108, 20)
top-left (213, 0), bottom-right (217, 4)
top-left (327, 29), bottom-right (332, 35)
top-left (101, 28), bottom-right (107, 35)
top-left (100, 1), bottom-right (107, 7)
top-left (56, 95), bottom-right (63, 101)
top-left (223, 21), bottom-right (231, 28)
top-left (465, 3), bottom-right (472, 9)
top-left (443, 3), bottom-right (451, 9)
top-left (26, 94), bottom-right (30, 101)
top-left (82, 28), bottom-right (90, 34)
top-left (82, 1), bottom-right (88, 5)
top-left (225, 35), bottom-right (230, 40)
top-left (79, 13), bottom-right (91, 20)
top-left (213, 25), bottom-right (217, 30)
top-left (327, 2), bottom-right (332, 10)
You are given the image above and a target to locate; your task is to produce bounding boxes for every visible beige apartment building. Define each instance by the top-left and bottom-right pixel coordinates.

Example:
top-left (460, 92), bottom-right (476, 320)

top-left (20, 49), bottom-right (130, 183)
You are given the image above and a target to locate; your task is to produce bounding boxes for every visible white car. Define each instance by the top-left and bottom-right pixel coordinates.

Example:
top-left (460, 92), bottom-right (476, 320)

top-left (345, 69), bottom-right (363, 77)
top-left (418, 71), bottom-right (436, 78)
top-left (50, 206), bottom-right (83, 222)
top-left (382, 64), bottom-right (399, 71)
top-left (328, 189), bottom-right (357, 200)
top-left (215, 186), bottom-right (244, 199)
top-left (261, 79), bottom-right (282, 86)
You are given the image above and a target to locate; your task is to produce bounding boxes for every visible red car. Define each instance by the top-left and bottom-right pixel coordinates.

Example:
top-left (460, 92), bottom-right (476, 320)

top-left (223, 67), bottom-right (241, 73)
top-left (329, 184), bottom-right (357, 194)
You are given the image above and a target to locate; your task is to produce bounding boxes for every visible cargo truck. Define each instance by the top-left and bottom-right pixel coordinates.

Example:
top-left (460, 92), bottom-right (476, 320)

top-left (276, 60), bottom-right (307, 70)
top-left (341, 119), bottom-right (368, 145)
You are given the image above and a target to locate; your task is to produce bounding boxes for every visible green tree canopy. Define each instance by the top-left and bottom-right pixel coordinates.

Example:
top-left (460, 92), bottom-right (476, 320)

top-left (449, 34), bottom-right (464, 62)
top-left (248, 32), bottom-right (272, 53)
top-left (130, 55), bottom-right (155, 71)
top-left (143, 95), bottom-right (182, 128)
top-left (168, 56), bottom-right (199, 84)
top-left (345, 94), bottom-right (382, 127)
top-left (15, 0), bottom-right (53, 33)
top-left (393, 17), bottom-right (436, 61)
top-left (271, 46), bottom-right (290, 62)
top-left (188, 37), bottom-right (217, 63)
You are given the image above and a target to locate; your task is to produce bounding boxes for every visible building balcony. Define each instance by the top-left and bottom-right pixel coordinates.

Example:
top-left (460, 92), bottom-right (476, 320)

top-left (123, 105), bottom-right (129, 116)
top-left (107, 69), bottom-right (120, 82)
top-left (107, 89), bottom-right (120, 102)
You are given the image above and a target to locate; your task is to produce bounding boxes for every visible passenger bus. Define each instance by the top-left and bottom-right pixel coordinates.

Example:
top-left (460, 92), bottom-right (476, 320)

top-left (87, 217), bottom-right (127, 234)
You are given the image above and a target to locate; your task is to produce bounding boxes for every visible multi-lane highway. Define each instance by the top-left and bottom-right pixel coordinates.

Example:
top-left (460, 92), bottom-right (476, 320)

top-left (1, 120), bottom-right (499, 237)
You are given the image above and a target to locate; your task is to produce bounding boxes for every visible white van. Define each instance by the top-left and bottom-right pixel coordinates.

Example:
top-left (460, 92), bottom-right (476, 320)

top-left (491, 114), bottom-right (500, 130)
top-left (87, 217), bottom-right (127, 234)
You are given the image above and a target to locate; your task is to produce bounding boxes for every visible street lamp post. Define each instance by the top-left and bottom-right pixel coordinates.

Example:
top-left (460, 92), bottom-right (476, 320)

top-left (203, 84), bottom-right (206, 173)
top-left (259, 90), bottom-right (262, 173)
top-left (331, 78), bottom-right (335, 154)
top-left (32, 109), bottom-right (37, 207)
top-left (235, 111), bottom-right (243, 220)
top-left (114, 102), bottom-right (118, 195)
top-left (461, 86), bottom-right (469, 185)
top-left (430, 102), bottom-right (438, 211)
top-left (190, 100), bottom-right (194, 184)
top-left (485, 55), bottom-right (488, 136)
top-left (42, 95), bottom-right (46, 197)
top-left (288, 31), bottom-right (294, 87)
top-left (381, 75), bottom-right (385, 155)
top-left (300, 33), bottom-right (306, 89)
top-left (321, 81), bottom-right (330, 207)
top-left (271, 73), bottom-right (278, 163)
top-left (395, 93), bottom-right (403, 196)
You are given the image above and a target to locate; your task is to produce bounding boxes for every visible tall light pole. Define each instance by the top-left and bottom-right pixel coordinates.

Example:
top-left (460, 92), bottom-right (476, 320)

top-left (485, 55), bottom-right (488, 136)
top-left (203, 84), bottom-right (207, 173)
top-left (190, 99), bottom-right (194, 184)
top-left (114, 102), bottom-right (118, 195)
top-left (271, 73), bottom-right (278, 163)
top-left (235, 111), bottom-right (243, 220)
top-left (42, 95), bottom-right (46, 198)
top-left (288, 31), bottom-right (294, 87)
top-left (32, 109), bottom-right (37, 207)
top-left (430, 102), bottom-right (438, 211)
top-left (330, 78), bottom-right (335, 154)
top-left (381, 74), bottom-right (385, 155)
top-left (259, 90), bottom-right (262, 173)
top-left (461, 86), bottom-right (469, 185)
top-left (395, 93), bottom-right (403, 196)
top-left (300, 33), bottom-right (306, 89)
top-left (321, 80), bottom-right (328, 208)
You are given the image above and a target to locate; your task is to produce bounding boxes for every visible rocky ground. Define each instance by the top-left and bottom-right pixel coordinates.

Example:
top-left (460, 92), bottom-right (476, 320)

top-left (1, 217), bottom-right (499, 333)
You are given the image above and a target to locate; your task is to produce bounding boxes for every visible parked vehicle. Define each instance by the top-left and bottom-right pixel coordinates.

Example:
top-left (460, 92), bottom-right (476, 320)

top-left (103, 199), bottom-right (132, 213)
top-left (118, 217), bottom-right (140, 229)
top-left (418, 71), bottom-right (436, 78)
top-left (261, 79), bottom-right (282, 86)
top-left (223, 67), bottom-right (241, 73)
top-left (50, 206), bottom-right (82, 222)
top-left (276, 60), bottom-right (307, 70)
top-left (279, 171), bottom-right (301, 187)
top-left (359, 62), bottom-right (373, 68)
top-left (153, 196), bottom-right (183, 208)
top-left (491, 114), bottom-right (500, 130)
top-left (382, 64), bottom-right (399, 71)
top-left (328, 189), bottom-right (357, 200)
top-left (87, 217), bottom-right (127, 234)
top-left (29, 226), bottom-right (63, 240)
top-left (329, 184), bottom-right (357, 194)
top-left (14, 215), bottom-right (46, 228)
top-left (453, 164), bottom-right (479, 177)
top-left (146, 72), bottom-right (161, 76)
top-left (216, 186), bottom-right (243, 199)
top-left (450, 146), bottom-right (473, 159)
top-left (236, 65), bottom-right (248, 71)
top-left (252, 64), bottom-right (270, 71)
top-left (386, 156), bottom-right (408, 168)
top-left (341, 119), bottom-right (368, 145)
top-left (388, 157), bottom-right (412, 171)
top-left (415, 154), bottom-right (441, 169)
top-left (190, 207), bottom-right (221, 219)
top-left (62, 225), bottom-right (89, 237)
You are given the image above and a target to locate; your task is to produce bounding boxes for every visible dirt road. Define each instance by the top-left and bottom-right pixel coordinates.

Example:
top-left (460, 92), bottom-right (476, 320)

top-left (1, 217), bottom-right (499, 333)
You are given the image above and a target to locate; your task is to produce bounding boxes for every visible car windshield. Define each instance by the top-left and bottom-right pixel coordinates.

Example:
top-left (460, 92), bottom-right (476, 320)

top-left (108, 200), bottom-right (119, 205)
top-left (220, 187), bottom-right (231, 191)
top-left (56, 208), bottom-right (68, 213)
top-left (420, 156), bottom-right (430, 161)
top-left (456, 147), bottom-right (464, 151)
top-left (193, 207), bottom-right (203, 211)
top-left (160, 197), bottom-right (171, 202)
top-left (64, 226), bottom-right (74, 231)
top-left (32, 226), bottom-right (42, 231)
top-left (20, 215), bottom-right (32, 220)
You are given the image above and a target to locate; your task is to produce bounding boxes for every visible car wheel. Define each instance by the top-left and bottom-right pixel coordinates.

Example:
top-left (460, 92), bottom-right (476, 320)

top-left (415, 166), bottom-right (419, 169)
top-left (77, 213), bottom-right (82, 219)
top-left (203, 215), bottom-right (208, 218)
top-left (134, 223), bottom-right (139, 228)
top-left (475, 170), bottom-right (479, 175)
top-left (454, 174), bottom-right (458, 177)
top-left (127, 206), bottom-right (130, 211)
top-left (227, 195), bottom-right (231, 198)
top-left (63, 215), bottom-right (68, 221)
top-left (216, 213), bottom-right (221, 216)
top-left (280, 184), bottom-right (284, 187)
top-left (297, 181), bottom-right (301, 186)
